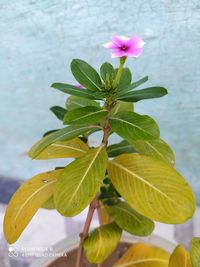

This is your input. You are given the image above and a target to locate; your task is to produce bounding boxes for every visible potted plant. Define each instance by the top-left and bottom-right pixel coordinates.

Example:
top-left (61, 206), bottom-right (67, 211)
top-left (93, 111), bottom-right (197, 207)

top-left (3, 35), bottom-right (200, 267)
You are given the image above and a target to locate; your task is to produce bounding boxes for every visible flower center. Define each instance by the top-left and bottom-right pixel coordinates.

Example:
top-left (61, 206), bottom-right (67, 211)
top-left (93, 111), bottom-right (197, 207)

top-left (120, 45), bottom-right (128, 51)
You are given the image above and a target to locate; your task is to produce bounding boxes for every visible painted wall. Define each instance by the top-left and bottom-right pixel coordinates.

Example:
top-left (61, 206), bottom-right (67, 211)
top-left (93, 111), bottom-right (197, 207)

top-left (0, 1), bottom-right (200, 201)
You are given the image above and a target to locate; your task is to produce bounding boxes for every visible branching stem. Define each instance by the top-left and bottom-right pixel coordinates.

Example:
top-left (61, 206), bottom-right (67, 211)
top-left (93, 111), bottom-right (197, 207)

top-left (75, 120), bottom-right (111, 267)
top-left (76, 57), bottom-right (126, 267)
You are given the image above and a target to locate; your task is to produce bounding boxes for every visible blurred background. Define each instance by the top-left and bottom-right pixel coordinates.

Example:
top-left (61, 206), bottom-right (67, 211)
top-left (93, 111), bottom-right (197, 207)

top-left (0, 1), bottom-right (200, 266)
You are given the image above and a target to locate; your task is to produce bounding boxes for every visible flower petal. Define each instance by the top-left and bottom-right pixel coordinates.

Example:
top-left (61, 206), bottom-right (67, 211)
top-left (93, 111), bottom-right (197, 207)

top-left (112, 35), bottom-right (129, 46)
top-left (127, 47), bottom-right (144, 57)
top-left (111, 50), bottom-right (127, 58)
top-left (104, 35), bottom-right (145, 58)
top-left (128, 35), bottom-right (145, 48)
top-left (103, 42), bottom-right (118, 49)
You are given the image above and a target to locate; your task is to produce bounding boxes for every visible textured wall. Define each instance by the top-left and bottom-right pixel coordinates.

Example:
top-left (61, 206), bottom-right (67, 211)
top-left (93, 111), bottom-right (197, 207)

top-left (0, 1), bottom-right (200, 201)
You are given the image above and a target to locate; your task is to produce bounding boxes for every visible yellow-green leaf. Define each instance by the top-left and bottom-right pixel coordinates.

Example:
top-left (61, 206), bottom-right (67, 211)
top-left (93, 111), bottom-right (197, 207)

top-left (190, 237), bottom-right (200, 267)
top-left (84, 223), bottom-right (122, 264)
top-left (55, 146), bottom-right (108, 216)
top-left (169, 245), bottom-right (192, 267)
top-left (106, 201), bottom-right (154, 236)
top-left (30, 138), bottom-right (89, 160)
top-left (98, 204), bottom-right (110, 224)
top-left (114, 242), bottom-right (169, 267)
top-left (132, 139), bottom-right (175, 165)
top-left (4, 169), bottom-right (63, 244)
top-left (28, 125), bottom-right (100, 159)
top-left (42, 196), bottom-right (55, 209)
top-left (107, 154), bottom-right (195, 223)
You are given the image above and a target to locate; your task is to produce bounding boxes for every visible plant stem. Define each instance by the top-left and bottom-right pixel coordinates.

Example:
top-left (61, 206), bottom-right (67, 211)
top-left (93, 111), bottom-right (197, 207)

top-left (112, 56), bottom-right (126, 88)
top-left (102, 100), bottom-right (113, 147)
top-left (96, 113), bottom-right (113, 267)
top-left (76, 98), bottom-right (115, 267)
top-left (75, 194), bottom-right (99, 267)
top-left (102, 119), bottom-right (111, 147)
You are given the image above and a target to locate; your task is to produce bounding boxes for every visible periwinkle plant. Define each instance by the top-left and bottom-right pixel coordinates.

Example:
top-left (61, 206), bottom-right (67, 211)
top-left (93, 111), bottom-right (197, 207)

top-left (4, 35), bottom-right (199, 267)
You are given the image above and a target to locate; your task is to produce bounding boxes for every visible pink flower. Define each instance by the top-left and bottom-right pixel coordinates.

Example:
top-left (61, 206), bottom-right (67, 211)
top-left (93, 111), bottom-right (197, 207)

top-left (75, 84), bottom-right (84, 89)
top-left (103, 35), bottom-right (145, 58)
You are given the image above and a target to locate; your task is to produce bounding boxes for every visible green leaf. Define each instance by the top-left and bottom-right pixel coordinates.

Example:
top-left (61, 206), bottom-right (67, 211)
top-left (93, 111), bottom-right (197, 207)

top-left (117, 68), bottom-right (132, 89)
top-left (112, 101), bottom-right (134, 115)
top-left (71, 59), bottom-right (102, 91)
top-left (43, 129), bottom-right (59, 137)
top-left (51, 83), bottom-right (105, 100)
top-left (66, 95), bottom-right (100, 111)
top-left (30, 138), bottom-right (89, 160)
top-left (107, 154), bottom-right (196, 223)
top-left (117, 87), bottom-right (168, 102)
top-left (169, 245), bottom-right (192, 267)
top-left (132, 139), bottom-right (175, 165)
top-left (83, 222), bottom-right (122, 264)
top-left (117, 76), bottom-right (148, 96)
top-left (54, 146), bottom-right (108, 216)
top-left (100, 62), bottom-right (114, 82)
top-left (42, 196), bottom-right (55, 210)
top-left (28, 125), bottom-right (100, 159)
top-left (4, 169), bottom-right (63, 243)
top-left (190, 237), bottom-right (200, 267)
top-left (109, 111), bottom-right (160, 142)
top-left (64, 106), bottom-right (108, 125)
top-left (114, 242), bottom-right (169, 267)
top-left (107, 140), bottom-right (136, 157)
top-left (50, 106), bottom-right (67, 121)
top-left (106, 201), bottom-right (154, 236)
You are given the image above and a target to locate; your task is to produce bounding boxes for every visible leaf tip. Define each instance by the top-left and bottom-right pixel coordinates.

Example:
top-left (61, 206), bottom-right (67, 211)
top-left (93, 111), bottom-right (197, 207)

top-left (51, 83), bottom-right (57, 88)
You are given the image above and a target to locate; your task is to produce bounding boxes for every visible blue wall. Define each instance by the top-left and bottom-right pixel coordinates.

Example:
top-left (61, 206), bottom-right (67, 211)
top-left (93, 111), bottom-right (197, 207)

top-left (0, 1), bottom-right (200, 201)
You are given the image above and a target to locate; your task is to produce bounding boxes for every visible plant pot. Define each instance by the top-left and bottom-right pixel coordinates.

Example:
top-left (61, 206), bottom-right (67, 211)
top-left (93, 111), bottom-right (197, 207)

top-left (29, 234), bottom-right (176, 267)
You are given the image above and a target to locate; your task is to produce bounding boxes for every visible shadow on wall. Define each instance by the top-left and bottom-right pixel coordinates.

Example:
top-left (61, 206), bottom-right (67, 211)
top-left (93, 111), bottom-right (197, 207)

top-left (0, 177), bottom-right (21, 204)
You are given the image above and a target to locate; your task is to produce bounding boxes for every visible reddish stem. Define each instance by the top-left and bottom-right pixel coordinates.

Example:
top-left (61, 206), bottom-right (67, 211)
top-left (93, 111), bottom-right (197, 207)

top-left (75, 194), bottom-right (99, 267)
